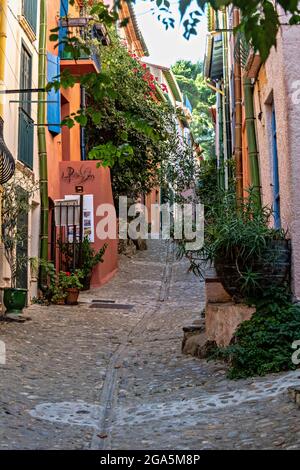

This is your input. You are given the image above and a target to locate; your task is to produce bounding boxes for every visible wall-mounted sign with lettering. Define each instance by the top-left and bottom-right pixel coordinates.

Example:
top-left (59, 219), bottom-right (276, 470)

top-left (61, 165), bottom-right (95, 184)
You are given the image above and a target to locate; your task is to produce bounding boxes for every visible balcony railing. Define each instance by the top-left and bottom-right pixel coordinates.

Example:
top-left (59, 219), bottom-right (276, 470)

top-left (59, 18), bottom-right (110, 74)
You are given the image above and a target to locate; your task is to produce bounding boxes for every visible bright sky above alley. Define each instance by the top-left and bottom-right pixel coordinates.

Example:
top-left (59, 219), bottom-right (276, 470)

top-left (134, 0), bottom-right (208, 65)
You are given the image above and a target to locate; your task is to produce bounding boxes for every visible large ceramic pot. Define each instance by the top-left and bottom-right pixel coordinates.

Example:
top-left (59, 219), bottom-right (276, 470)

top-left (215, 239), bottom-right (291, 300)
top-left (3, 288), bottom-right (27, 315)
top-left (65, 288), bottom-right (80, 306)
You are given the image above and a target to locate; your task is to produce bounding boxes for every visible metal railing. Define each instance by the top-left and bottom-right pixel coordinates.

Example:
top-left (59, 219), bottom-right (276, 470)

top-left (59, 18), bottom-right (103, 71)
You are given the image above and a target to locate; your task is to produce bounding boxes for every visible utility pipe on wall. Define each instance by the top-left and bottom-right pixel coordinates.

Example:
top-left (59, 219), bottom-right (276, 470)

top-left (0, 0), bottom-right (7, 120)
top-left (243, 76), bottom-right (262, 206)
top-left (222, 7), bottom-right (232, 190)
top-left (38, 0), bottom-right (49, 290)
top-left (0, 0), bottom-right (7, 251)
top-left (233, 7), bottom-right (243, 203)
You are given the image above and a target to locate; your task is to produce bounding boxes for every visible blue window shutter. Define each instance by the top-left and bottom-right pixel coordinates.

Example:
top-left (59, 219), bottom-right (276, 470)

top-left (47, 53), bottom-right (61, 135)
top-left (60, 0), bottom-right (69, 16)
top-left (59, 0), bottom-right (69, 57)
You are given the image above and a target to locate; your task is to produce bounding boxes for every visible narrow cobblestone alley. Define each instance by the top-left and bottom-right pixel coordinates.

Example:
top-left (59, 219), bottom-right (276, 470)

top-left (0, 241), bottom-right (300, 450)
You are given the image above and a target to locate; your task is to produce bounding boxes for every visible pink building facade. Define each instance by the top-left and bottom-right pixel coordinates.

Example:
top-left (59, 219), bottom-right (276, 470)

top-left (253, 12), bottom-right (300, 299)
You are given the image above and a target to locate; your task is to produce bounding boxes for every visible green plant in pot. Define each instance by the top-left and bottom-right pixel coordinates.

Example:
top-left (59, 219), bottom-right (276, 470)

top-left (211, 191), bottom-right (290, 301)
top-left (59, 270), bottom-right (83, 305)
top-left (1, 176), bottom-right (38, 316)
top-left (51, 286), bottom-right (67, 305)
top-left (176, 187), bottom-right (291, 302)
top-left (81, 238), bottom-right (107, 291)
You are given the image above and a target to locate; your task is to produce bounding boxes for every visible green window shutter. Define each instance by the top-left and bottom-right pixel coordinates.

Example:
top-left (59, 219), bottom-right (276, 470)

top-left (18, 108), bottom-right (34, 169)
top-left (23, 0), bottom-right (37, 33)
top-left (18, 44), bottom-right (34, 169)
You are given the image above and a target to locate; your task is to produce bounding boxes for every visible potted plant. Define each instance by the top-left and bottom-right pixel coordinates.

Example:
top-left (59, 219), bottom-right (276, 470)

top-left (51, 286), bottom-right (67, 305)
top-left (59, 270), bottom-right (83, 305)
top-left (80, 238), bottom-right (107, 291)
top-left (1, 176), bottom-right (38, 316)
top-left (176, 188), bottom-right (291, 302)
top-left (211, 192), bottom-right (290, 301)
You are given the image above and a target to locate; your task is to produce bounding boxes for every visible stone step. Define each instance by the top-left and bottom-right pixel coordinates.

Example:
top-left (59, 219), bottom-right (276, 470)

top-left (288, 387), bottom-right (300, 407)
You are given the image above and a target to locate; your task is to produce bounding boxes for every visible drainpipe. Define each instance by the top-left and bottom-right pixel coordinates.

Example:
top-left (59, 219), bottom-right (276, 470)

top-left (222, 7), bottom-right (232, 189)
top-left (233, 7), bottom-right (243, 203)
top-left (0, 0), bottom-right (7, 285)
top-left (243, 76), bottom-right (261, 206)
top-left (217, 81), bottom-right (225, 189)
top-left (38, 0), bottom-right (49, 290)
top-left (0, 0), bottom-right (7, 121)
top-left (222, 79), bottom-right (228, 190)
top-left (0, 0), bottom-right (7, 247)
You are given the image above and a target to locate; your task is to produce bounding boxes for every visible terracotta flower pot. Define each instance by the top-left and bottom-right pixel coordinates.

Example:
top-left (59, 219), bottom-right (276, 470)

top-left (65, 288), bottom-right (80, 306)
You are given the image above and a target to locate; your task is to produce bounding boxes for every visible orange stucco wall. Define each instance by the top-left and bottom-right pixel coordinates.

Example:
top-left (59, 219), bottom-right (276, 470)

top-left (46, 0), bottom-right (82, 204)
top-left (46, 1), bottom-right (118, 287)
top-left (59, 161), bottom-right (118, 287)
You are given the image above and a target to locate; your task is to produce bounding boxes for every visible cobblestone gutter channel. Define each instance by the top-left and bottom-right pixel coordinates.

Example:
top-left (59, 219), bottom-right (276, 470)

top-left (0, 240), bottom-right (300, 449)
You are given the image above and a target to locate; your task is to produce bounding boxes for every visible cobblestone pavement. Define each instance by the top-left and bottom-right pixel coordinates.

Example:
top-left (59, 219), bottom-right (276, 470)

top-left (0, 240), bottom-right (300, 450)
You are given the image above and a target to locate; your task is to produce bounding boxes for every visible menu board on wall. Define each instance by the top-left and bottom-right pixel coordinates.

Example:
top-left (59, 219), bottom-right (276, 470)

top-left (64, 194), bottom-right (95, 243)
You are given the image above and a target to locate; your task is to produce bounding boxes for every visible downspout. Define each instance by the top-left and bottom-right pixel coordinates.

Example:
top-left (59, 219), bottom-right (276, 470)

top-left (222, 7), bottom-right (232, 189)
top-left (38, 0), bottom-right (49, 290)
top-left (0, 0), bottom-right (7, 281)
top-left (222, 79), bottom-right (228, 190)
top-left (0, 0), bottom-right (6, 120)
top-left (217, 81), bottom-right (225, 189)
top-left (243, 76), bottom-right (261, 206)
top-left (233, 7), bottom-right (243, 203)
top-left (0, 0), bottom-right (7, 248)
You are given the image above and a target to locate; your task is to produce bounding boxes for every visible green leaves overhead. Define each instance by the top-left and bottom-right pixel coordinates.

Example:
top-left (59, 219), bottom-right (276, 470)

top-left (63, 1), bottom-right (300, 62)
top-left (148, 0), bottom-right (300, 61)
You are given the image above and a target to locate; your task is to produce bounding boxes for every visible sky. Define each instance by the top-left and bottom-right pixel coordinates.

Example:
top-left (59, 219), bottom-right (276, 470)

top-left (134, 1), bottom-right (208, 67)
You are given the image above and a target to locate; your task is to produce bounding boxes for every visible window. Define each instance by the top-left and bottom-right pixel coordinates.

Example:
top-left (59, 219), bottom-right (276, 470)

top-left (18, 44), bottom-right (34, 169)
top-left (22, 0), bottom-right (37, 34)
top-left (271, 102), bottom-right (281, 229)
